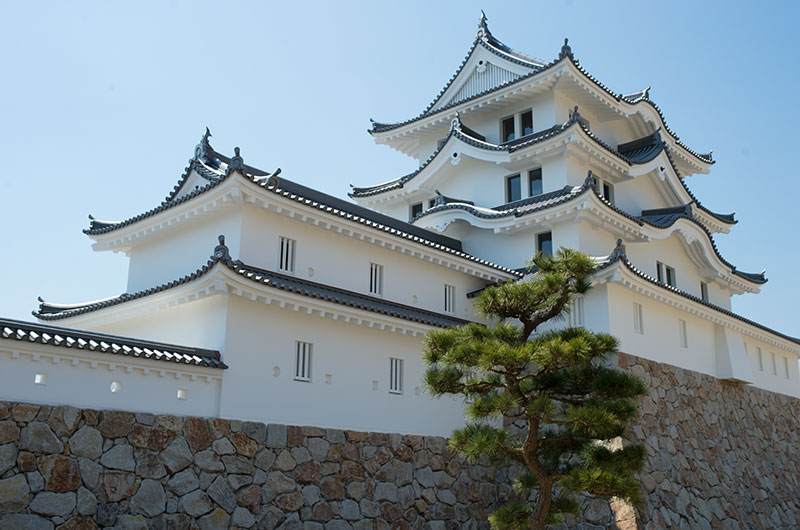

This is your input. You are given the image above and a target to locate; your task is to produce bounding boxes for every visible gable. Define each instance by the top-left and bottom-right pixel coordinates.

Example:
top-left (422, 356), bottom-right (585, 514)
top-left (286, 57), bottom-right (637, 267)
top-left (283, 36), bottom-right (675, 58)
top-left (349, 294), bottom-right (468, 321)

top-left (438, 62), bottom-right (525, 112)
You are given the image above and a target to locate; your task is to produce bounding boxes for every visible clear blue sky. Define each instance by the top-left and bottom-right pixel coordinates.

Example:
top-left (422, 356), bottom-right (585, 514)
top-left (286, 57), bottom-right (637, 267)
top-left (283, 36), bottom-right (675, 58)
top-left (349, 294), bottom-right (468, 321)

top-left (1, 1), bottom-right (798, 339)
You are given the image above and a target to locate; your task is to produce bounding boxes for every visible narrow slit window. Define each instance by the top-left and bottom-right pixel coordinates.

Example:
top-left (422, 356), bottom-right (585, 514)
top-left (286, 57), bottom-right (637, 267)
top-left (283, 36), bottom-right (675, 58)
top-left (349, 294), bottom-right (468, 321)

top-left (665, 266), bottom-right (676, 287)
top-left (444, 284), bottom-right (456, 314)
top-left (294, 341), bottom-right (312, 382)
top-left (502, 116), bottom-right (515, 142)
top-left (757, 347), bottom-right (763, 371)
top-left (521, 110), bottom-right (533, 136)
top-left (537, 232), bottom-right (553, 257)
top-left (602, 182), bottom-right (614, 205)
top-left (389, 358), bottom-right (403, 394)
top-left (529, 168), bottom-right (543, 196)
top-left (700, 282), bottom-right (709, 302)
top-left (633, 302), bottom-right (644, 334)
top-left (568, 296), bottom-right (584, 327)
top-left (656, 262), bottom-right (663, 283)
top-left (369, 263), bottom-right (383, 295)
top-left (771, 352), bottom-right (777, 375)
top-left (279, 236), bottom-right (296, 273)
top-left (784, 357), bottom-right (790, 379)
top-left (678, 319), bottom-right (688, 348)
top-left (506, 174), bottom-right (521, 203)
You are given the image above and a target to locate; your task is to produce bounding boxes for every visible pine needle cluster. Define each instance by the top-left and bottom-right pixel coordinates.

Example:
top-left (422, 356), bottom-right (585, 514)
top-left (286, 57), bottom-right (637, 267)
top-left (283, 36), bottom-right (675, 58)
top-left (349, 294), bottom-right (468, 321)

top-left (423, 249), bottom-right (647, 529)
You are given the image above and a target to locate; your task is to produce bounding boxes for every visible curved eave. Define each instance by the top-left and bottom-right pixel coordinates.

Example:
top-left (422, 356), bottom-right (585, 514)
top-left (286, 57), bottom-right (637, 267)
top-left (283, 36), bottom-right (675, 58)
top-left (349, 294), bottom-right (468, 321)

top-left (595, 254), bottom-right (797, 349)
top-left (35, 250), bottom-right (473, 331)
top-left (370, 53), bottom-right (712, 171)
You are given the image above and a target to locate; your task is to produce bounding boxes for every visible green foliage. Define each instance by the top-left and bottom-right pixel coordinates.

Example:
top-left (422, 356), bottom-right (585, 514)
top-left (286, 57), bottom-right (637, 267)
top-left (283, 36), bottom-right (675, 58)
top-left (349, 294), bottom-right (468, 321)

top-left (422, 248), bottom-right (647, 529)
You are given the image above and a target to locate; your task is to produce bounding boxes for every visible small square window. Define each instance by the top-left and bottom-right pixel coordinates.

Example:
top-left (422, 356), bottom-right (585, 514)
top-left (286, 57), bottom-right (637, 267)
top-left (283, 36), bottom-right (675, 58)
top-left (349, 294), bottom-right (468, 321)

top-left (369, 263), bottom-right (383, 296)
top-left (410, 202), bottom-right (423, 221)
top-left (34, 373), bottom-right (47, 385)
top-left (444, 284), bottom-right (456, 314)
top-left (294, 341), bottom-right (312, 382)
top-left (177, 389), bottom-right (188, 400)
top-left (506, 174), bottom-right (521, 203)
top-left (279, 236), bottom-right (296, 273)
top-left (537, 232), bottom-right (552, 257)
top-left (502, 116), bottom-right (515, 142)
top-left (521, 110), bottom-right (533, 136)
top-left (528, 168), bottom-right (543, 196)
top-left (389, 358), bottom-right (403, 394)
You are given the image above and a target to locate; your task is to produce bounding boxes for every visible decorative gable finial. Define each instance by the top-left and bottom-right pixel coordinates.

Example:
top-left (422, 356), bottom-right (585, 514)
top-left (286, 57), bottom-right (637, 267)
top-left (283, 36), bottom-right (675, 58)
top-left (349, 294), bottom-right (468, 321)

top-left (450, 113), bottom-right (462, 132)
top-left (476, 10), bottom-right (490, 39)
top-left (610, 238), bottom-right (627, 260)
top-left (194, 127), bottom-right (213, 161)
top-left (226, 147), bottom-right (245, 176)
top-left (213, 234), bottom-right (231, 262)
top-left (559, 38), bottom-right (573, 60)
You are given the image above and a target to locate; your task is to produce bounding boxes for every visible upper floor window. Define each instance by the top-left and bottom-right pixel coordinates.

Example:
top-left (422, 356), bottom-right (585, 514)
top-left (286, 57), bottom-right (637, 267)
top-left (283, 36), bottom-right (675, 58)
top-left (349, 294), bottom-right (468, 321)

top-left (656, 262), bottom-right (676, 287)
top-left (501, 116), bottom-right (515, 142)
top-left (521, 110), bottom-right (533, 136)
top-left (529, 168), bottom-right (543, 196)
top-left (771, 352), bottom-right (777, 375)
top-left (279, 236), bottom-right (296, 273)
top-left (537, 232), bottom-right (552, 256)
top-left (756, 346), bottom-right (763, 371)
top-left (700, 282), bottom-right (709, 303)
top-left (596, 178), bottom-right (614, 205)
top-left (678, 319), bottom-right (688, 348)
top-left (294, 341), bottom-right (312, 382)
top-left (506, 174), bottom-right (521, 203)
top-left (444, 284), bottom-right (456, 314)
top-left (369, 263), bottom-right (383, 296)
top-left (784, 357), bottom-right (790, 379)
top-left (410, 202), bottom-right (423, 221)
top-left (389, 357), bottom-right (403, 394)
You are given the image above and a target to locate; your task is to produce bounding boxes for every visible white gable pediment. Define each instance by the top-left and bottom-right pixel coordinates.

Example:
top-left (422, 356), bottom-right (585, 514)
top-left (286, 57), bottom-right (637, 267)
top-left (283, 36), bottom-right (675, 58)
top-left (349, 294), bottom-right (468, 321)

top-left (431, 46), bottom-right (536, 113)
top-left (173, 167), bottom-right (219, 201)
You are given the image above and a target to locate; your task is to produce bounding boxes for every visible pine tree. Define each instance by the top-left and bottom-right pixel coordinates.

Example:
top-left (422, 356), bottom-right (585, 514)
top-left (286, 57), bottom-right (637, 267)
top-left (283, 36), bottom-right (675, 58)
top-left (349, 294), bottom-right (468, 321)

top-left (423, 248), bottom-right (647, 529)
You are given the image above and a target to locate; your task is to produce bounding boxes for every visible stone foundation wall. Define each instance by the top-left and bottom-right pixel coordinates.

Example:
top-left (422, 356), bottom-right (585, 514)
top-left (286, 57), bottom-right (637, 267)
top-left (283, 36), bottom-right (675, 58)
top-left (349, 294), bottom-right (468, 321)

top-left (0, 401), bottom-right (516, 529)
top-left (618, 352), bottom-right (800, 529)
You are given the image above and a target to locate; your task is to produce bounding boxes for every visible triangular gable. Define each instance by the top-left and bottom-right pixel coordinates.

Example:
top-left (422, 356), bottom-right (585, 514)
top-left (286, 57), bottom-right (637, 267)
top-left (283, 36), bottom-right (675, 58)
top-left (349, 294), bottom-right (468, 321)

top-left (172, 166), bottom-right (220, 202)
top-left (436, 60), bottom-right (526, 112)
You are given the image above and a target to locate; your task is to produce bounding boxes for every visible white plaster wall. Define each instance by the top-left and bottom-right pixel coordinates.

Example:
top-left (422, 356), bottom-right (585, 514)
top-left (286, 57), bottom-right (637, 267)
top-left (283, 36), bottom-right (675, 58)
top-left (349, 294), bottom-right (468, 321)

top-left (0, 344), bottom-right (221, 417)
top-left (743, 337), bottom-right (800, 397)
top-left (238, 205), bottom-right (487, 319)
top-left (126, 208), bottom-right (243, 293)
top-left (219, 296), bottom-right (467, 436)
top-left (612, 174), bottom-right (670, 217)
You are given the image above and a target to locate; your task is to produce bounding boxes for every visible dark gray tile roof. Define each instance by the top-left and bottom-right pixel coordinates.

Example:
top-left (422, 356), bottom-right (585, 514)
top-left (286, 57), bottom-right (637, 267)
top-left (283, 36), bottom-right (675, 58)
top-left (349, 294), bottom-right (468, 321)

top-left (598, 241), bottom-right (795, 345)
top-left (1, 317), bottom-right (226, 369)
top-left (368, 34), bottom-right (714, 167)
top-left (35, 238), bottom-right (473, 330)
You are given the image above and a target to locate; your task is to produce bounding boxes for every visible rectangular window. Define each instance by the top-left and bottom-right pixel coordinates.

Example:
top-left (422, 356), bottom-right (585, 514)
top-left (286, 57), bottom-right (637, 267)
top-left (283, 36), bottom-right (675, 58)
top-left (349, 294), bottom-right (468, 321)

top-left (410, 202), bottom-right (423, 220)
top-left (279, 236), bottom-right (296, 273)
top-left (389, 358), bottom-right (403, 394)
top-left (502, 116), bottom-right (515, 142)
top-left (369, 263), bottom-right (383, 296)
top-left (294, 341), bottom-right (312, 382)
top-left (428, 198), bottom-right (436, 209)
top-left (521, 110), bottom-right (533, 136)
top-left (444, 284), bottom-right (456, 314)
top-left (678, 319), bottom-right (688, 348)
top-left (537, 232), bottom-right (553, 257)
top-left (528, 168), bottom-right (543, 196)
top-left (568, 296), bottom-right (584, 327)
top-left (656, 262), bottom-right (676, 287)
top-left (700, 282), bottom-right (709, 303)
top-left (602, 182), bottom-right (614, 205)
top-left (757, 347), bottom-right (763, 371)
top-left (771, 352), bottom-right (777, 375)
top-left (784, 357), bottom-right (790, 379)
top-left (506, 174), bottom-right (521, 203)
top-left (633, 302), bottom-right (644, 334)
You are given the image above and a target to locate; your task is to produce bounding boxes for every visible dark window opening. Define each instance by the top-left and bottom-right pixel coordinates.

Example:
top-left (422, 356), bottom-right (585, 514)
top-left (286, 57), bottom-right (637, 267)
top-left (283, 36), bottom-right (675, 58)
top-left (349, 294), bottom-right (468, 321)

top-left (428, 199), bottom-right (436, 209)
top-left (529, 168), bottom-right (543, 196)
top-left (410, 202), bottom-right (423, 220)
top-left (537, 232), bottom-right (553, 256)
top-left (700, 282), bottom-right (709, 302)
top-left (521, 110), bottom-right (533, 136)
top-left (502, 117), bottom-right (515, 142)
top-left (506, 174), bottom-right (521, 203)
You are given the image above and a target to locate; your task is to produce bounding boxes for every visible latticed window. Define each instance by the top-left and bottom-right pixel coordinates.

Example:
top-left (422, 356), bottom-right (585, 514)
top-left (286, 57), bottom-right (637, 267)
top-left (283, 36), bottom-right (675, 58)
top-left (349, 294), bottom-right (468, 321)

top-left (633, 302), bottom-right (644, 334)
top-left (444, 284), bottom-right (456, 314)
top-left (389, 358), bottom-right (403, 394)
top-left (279, 236), bottom-right (296, 273)
top-left (369, 263), bottom-right (383, 296)
top-left (294, 341), bottom-right (312, 382)
top-left (678, 319), bottom-right (688, 348)
top-left (568, 296), bottom-right (584, 327)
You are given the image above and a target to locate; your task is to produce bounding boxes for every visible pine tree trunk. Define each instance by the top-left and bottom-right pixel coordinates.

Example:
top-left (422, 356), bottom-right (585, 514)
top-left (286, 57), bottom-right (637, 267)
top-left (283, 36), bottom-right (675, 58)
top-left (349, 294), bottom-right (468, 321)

top-left (531, 479), bottom-right (554, 529)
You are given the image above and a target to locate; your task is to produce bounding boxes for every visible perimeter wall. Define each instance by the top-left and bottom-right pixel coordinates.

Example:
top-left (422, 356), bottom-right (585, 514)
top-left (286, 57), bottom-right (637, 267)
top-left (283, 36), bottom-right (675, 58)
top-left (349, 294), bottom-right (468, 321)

top-left (0, 352), bottom-right (798, 528)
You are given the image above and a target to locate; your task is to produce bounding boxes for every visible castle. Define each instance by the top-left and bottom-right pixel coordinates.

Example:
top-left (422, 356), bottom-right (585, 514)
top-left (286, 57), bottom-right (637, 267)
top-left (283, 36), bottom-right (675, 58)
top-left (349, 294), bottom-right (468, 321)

top-left (2, 14), bottom-right (798, 438)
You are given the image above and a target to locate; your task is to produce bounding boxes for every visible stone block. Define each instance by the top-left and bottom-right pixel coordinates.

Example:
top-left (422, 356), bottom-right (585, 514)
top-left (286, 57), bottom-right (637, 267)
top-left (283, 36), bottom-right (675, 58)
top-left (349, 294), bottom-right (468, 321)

top-left (183, 417), bottom-right (211, 452)
top-left (275, 450), bottom-right (297, 471)
top-left (95, 502), bottom-right (119, 527)
top-left (0, 474), bottom-right (30, 513)
top-left (76, 486), bottom-right (97, 516)
top-left (155, 415), bottom-right (182, 437)
top-left (128, 425), bottom-right (168, 451)
top-left (180, 489), bottom-right (214, 517)
top-left (221, 454), bottom-right (253, 474)
top-left (276, 492), bottom-right (303, 512)
top-left (167, 468), bottom-right (199, 496)
top-left (114, 514), bottom-right (148, 529)
top-left (0, 422), bottom-right (19, 446)
top-left (160, 437), bottom-right (192, 474)
top-left (0, 444), bottom-right (16, 476)
top-left (233, 505), bottom-right (257, 528)
top-left (37, 455), bottom-right (81, 492)
top-left (243, 422), bottom-right (267, 444)
top-left (254, 449), bottom-right (276, 471)
top-left (134, 449), bottom-right (166, 479)
top-left (69, 426), bottom-right (103, 460)
top-left (212, 437), bottom-right (235, 455)
top-left (208, 418), bottom-right (230, 439)
top-left (266, 424), bottom-right (287, 448)
top-left (12, 403), bottom-right (40, 422)
top-left (100, 444), bottom-right (135, 471)
top-left (129, 478), bottom-right (166, 517)
top-left (97, 410), bottom-right (134, 439)
top-left (19, 423), bottom-right (63, 454)
top-left (198, 507), bottom-right (230, 530)
top-left (48, 406), bottom-right (81, 437)
top-left (29, 491), bottom-right (76, 516)
top-left (102, 471), bottom-right (135, 502)
top-left (0, 514), bottom-right (54, 530)
top-left (207, 475), bottom-right (237, 513)
top-left (266, 471), bottom-right (296, 494)
top-left (231, 432), bottom-right (259, 457)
